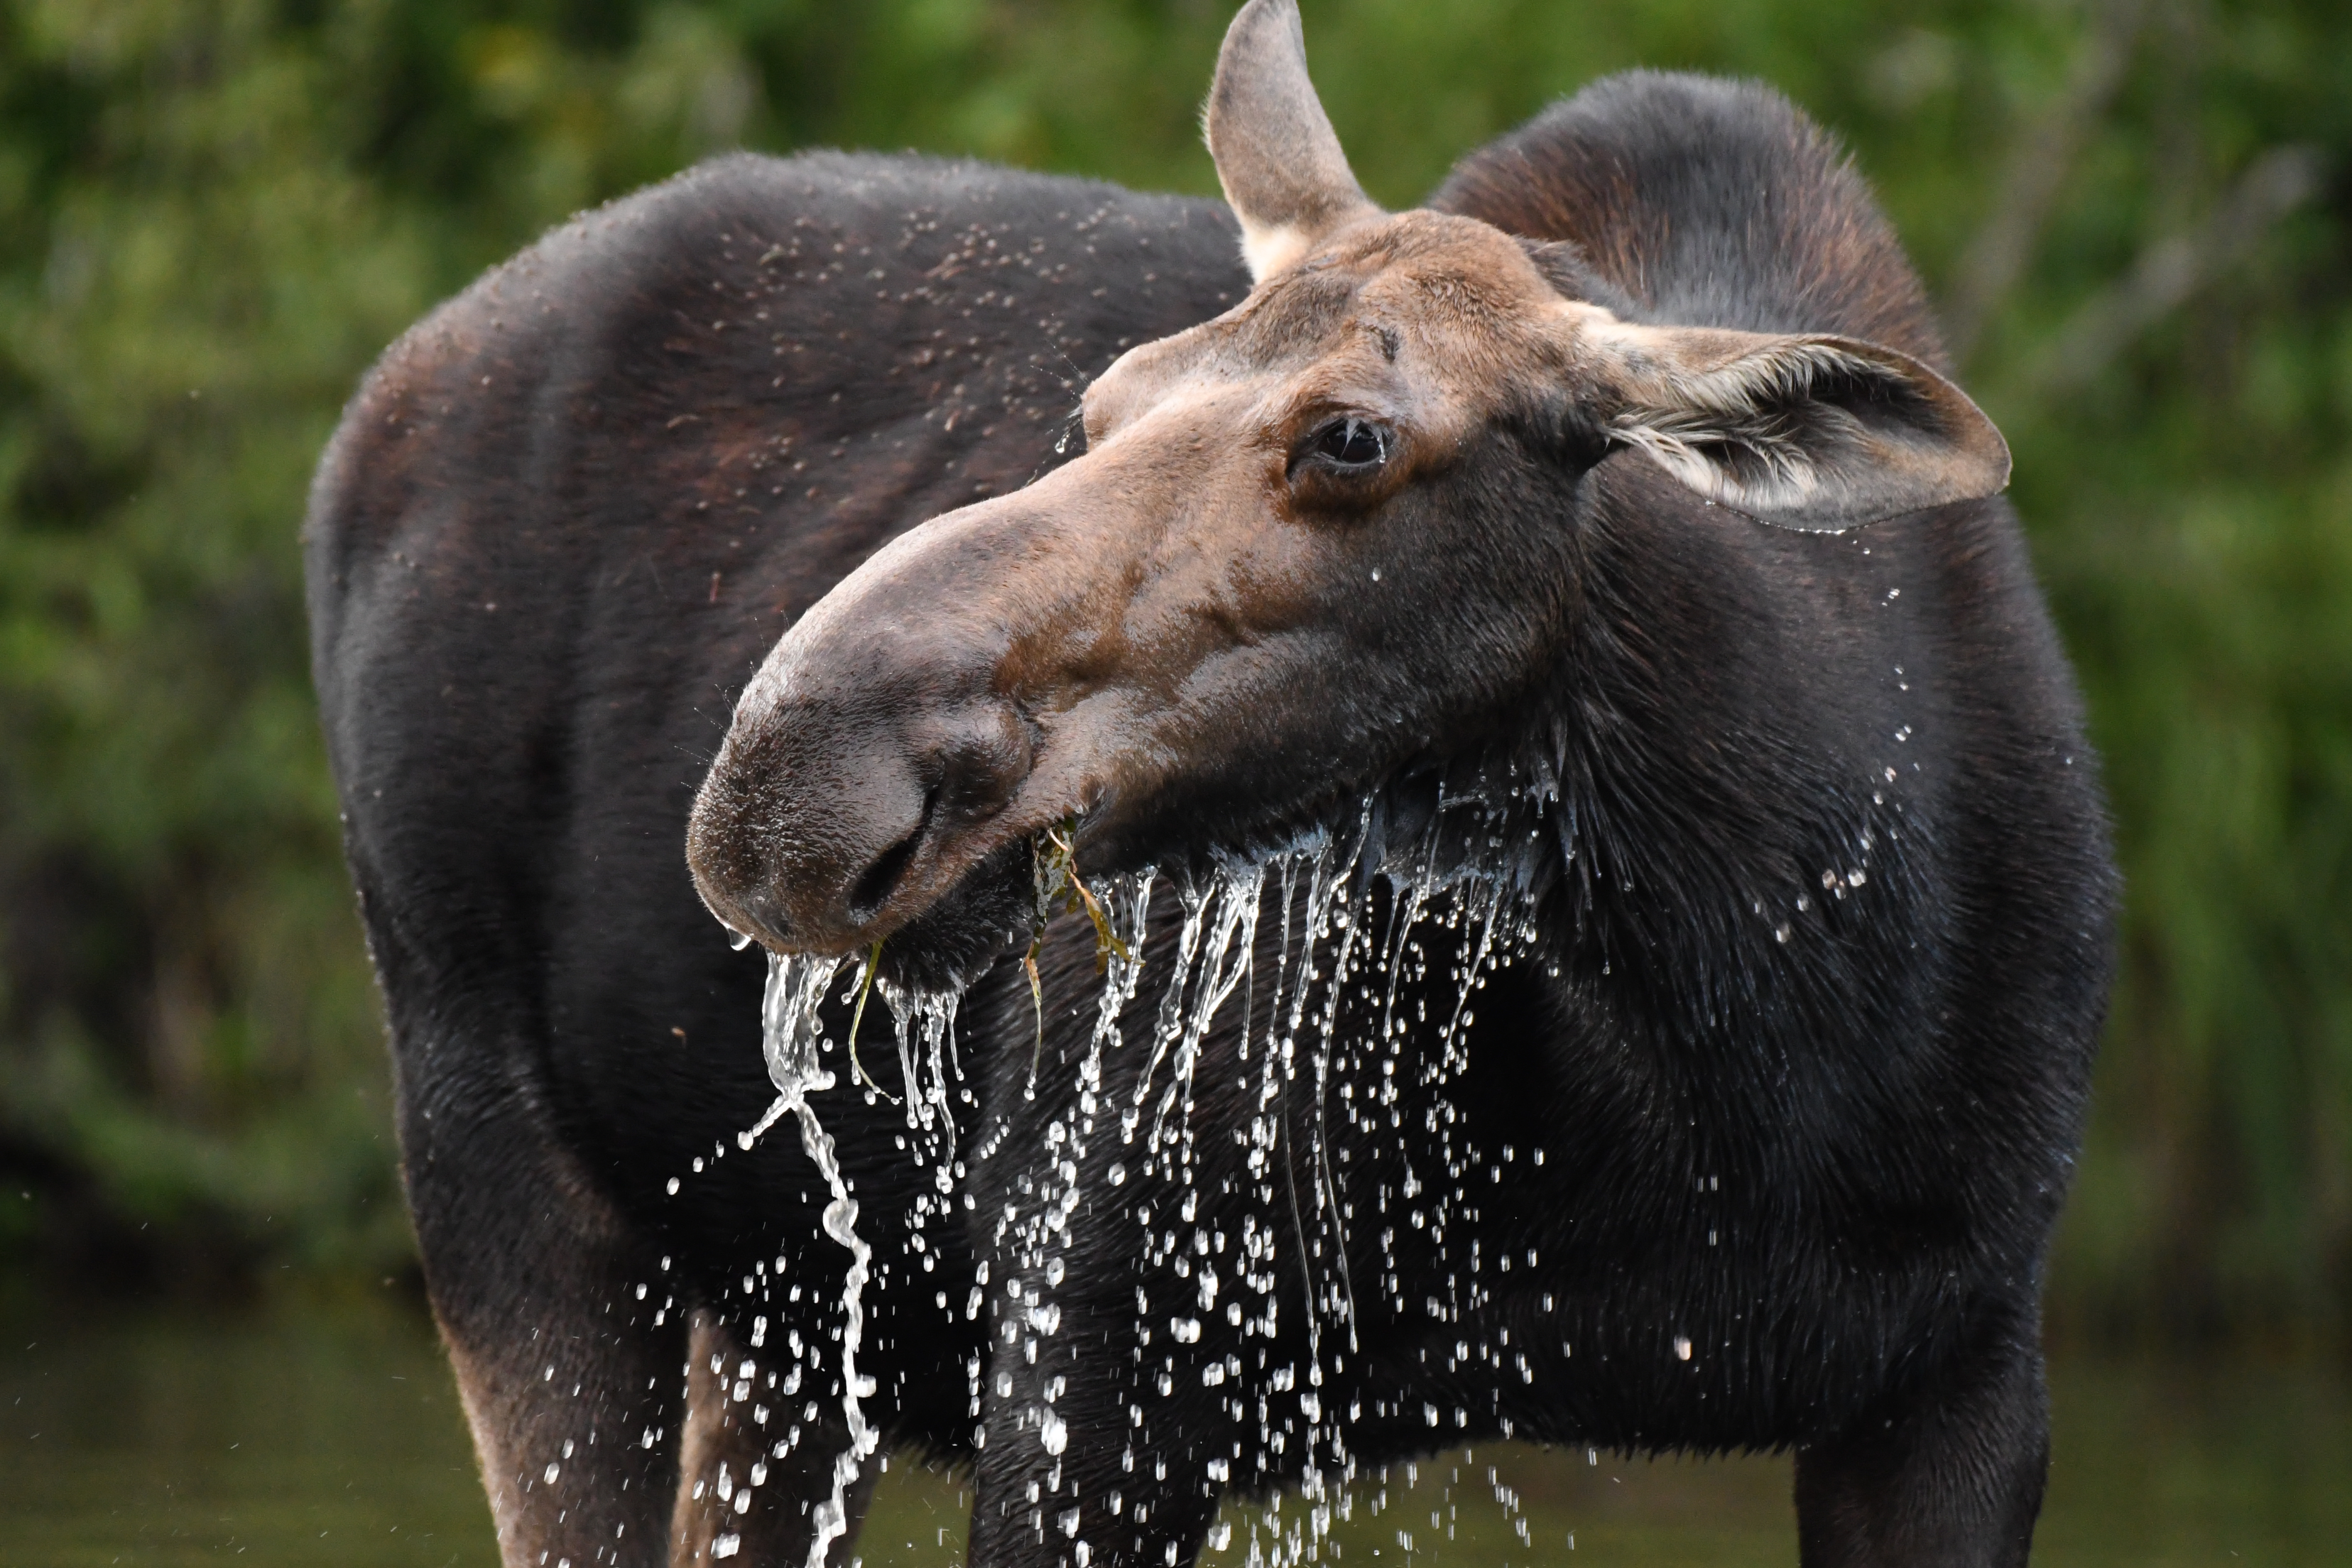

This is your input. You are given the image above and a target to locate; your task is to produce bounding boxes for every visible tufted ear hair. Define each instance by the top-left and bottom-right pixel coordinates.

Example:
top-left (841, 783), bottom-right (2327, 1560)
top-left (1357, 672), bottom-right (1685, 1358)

top-left (1557, 301), bottom-right (2012, 531)
top-left (1205, 0), bottom-right (1380, 283)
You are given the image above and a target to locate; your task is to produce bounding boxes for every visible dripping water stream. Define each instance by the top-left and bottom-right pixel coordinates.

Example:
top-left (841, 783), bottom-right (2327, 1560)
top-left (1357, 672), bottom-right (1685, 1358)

top-left (739, 951), bottom-right (869, 1568)
top-left (735, 948), bottom-right (966, 1568)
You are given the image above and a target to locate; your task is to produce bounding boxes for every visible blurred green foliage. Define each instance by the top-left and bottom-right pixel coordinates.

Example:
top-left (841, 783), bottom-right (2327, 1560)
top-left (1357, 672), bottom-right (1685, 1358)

top-left (0, 0), bottom-right (2345, 1341)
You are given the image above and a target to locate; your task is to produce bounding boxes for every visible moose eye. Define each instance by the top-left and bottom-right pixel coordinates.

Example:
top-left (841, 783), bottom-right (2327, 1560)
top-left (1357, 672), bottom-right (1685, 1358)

top-left (1311, 416), bottom-right (1388, 469)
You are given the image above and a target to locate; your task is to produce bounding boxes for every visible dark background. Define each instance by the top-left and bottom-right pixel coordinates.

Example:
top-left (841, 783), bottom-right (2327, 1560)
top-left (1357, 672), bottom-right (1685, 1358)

top-left (0, 0), bottom-right (2345, 1352)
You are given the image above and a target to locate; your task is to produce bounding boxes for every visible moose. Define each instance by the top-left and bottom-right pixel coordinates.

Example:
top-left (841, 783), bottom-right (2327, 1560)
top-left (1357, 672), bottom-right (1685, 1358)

top-left (307, 3), bottom-right (2113, 1565)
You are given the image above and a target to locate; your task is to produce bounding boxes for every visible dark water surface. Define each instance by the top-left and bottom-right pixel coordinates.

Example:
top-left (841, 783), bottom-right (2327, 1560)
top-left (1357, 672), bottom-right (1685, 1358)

top-left (2, 1301), bottom-right (2344, 1565)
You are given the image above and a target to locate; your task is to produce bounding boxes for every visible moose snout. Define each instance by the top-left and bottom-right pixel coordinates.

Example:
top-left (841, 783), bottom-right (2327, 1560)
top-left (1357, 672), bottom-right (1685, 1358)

top-left (686, 654), bottom-right (1035, 956)
top-left (687, 479), bottom-right (1143, 955)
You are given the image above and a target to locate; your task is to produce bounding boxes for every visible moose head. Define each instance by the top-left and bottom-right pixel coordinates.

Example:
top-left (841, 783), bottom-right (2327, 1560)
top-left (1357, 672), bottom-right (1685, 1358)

top-left (686, 0), bottom-right (2008, 975)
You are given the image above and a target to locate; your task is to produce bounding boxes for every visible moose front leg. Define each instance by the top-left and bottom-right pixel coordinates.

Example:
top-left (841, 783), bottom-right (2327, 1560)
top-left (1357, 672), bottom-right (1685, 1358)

top-left (961, 1021), bottom-right (1232, 1566)
top-left (401, 1044), bottom-right (686, 1568)
top-left (969, 1276), bottom-right (1227, 1568)
top-left (962, 1032), bottom-right (1296, 1566)
top-left (1791, 1305), bottom-right (2052, 1568)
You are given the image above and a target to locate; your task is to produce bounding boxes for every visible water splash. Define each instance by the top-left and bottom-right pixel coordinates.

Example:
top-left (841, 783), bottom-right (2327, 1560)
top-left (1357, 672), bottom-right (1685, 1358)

top-left (985, 772), bottom-right (1552, 1568)
top-left (729, 765), bottom-right (1557, 1568)
top-left (739, 951), bottom-right (874, 1568)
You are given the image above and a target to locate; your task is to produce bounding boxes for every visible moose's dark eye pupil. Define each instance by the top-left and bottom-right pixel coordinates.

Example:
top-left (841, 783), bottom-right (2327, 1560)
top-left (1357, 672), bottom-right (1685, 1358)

top-left (1319, 418), bottom-right (1385, 467)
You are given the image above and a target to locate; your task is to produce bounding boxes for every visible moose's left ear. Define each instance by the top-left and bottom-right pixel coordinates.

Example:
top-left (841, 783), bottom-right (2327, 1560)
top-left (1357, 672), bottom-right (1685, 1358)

top-left (1206, 0), bottom-right (1380, 283)
top-left (1557, 302), bottom-right (2011, 531)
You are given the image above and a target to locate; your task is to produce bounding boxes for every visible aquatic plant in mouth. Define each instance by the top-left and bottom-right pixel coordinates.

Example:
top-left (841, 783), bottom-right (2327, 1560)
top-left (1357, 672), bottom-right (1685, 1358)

top-left (845, 939), bottom-right (889, 1098)
top-left (1024, 817), bottom-right (1138, 1083)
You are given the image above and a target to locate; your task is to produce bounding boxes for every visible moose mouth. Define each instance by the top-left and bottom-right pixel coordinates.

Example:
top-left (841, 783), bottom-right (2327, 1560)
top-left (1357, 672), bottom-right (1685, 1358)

top-left (840, 836), bottom-right (1040, 995)
top-left (851, 735), bottom-right (1557, 998)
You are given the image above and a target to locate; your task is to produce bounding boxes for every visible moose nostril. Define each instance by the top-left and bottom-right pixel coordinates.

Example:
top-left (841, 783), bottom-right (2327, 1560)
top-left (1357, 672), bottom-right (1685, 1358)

top-left (839, 711), bottom-right (1032, 928)
top-left (847, 781), bottom-right (938, 924)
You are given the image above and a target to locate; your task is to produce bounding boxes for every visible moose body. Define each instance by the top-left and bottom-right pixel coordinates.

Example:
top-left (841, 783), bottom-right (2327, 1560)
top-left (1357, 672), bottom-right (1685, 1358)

top-left (308, 6), bottom-right (2112, 1566)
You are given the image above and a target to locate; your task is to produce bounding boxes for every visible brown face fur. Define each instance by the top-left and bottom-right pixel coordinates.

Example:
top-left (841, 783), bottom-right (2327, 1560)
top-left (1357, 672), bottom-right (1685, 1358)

top-left (1080, 210), bottom-right (1561, 465)
top-left (686, 212), bottom-right (1587, 955)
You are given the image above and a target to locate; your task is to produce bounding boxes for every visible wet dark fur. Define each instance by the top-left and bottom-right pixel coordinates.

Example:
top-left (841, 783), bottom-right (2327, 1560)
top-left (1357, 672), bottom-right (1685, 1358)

top-left (309, 75), bottom-right (2112, 1568)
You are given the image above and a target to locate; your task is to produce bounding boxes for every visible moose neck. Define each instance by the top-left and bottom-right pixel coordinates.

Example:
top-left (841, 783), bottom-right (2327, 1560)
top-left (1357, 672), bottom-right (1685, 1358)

top-left (1530, 457), bottom-right (1947, 1094)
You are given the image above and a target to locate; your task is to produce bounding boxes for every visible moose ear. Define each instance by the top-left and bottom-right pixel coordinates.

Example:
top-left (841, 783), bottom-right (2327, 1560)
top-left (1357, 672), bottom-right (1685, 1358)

top-left (1205, 0), bottom-right (1380, 283)
top-left (1559, 303), bottom-right (2011, 531)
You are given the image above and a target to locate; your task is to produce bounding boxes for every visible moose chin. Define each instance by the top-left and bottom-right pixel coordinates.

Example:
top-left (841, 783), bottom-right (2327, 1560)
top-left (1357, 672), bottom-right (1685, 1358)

top-left (308, 3), bottom-right (2114, 1565)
